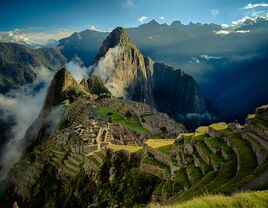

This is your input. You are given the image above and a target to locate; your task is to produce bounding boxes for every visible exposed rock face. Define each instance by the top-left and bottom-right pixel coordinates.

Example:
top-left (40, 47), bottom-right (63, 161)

top-left (91, 27), bottom-right (154, 104)
top-left (91, 27), bottom-right (207, 115)
top-left (43, 68), bottom-right (77, 114)
top-left (150, 62), bottom-right (206, 114)
top-left (86, 76), bottom-right (109, 95)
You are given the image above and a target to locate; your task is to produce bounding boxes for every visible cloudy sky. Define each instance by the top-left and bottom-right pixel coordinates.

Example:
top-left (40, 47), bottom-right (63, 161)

top-left (0, 0), bottom-right (268, 45)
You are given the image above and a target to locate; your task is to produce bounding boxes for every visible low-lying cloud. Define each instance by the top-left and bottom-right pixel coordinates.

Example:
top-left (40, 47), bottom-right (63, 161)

top-left (67, 58), bottom-right (90, 83)
top-left (92, 46), bottom-right (125, 97)
top-left (0, 66), bottom-right (54, 180)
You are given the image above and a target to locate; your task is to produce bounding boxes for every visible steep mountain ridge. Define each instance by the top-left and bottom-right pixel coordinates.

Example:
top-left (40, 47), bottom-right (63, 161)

top-left (0, 43), bottom-right (66, 93)
top-left (91, 27), bottom-right (207, 115)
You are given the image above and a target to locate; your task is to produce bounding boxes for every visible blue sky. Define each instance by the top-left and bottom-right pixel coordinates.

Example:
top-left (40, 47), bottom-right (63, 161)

top-left (0, 0), bottom-right (268, 44)
top-left (1, 0), bottom-right (268, 30)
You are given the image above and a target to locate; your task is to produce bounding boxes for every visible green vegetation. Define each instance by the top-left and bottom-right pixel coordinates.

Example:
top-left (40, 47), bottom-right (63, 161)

top-left (163, 191), bottom-right (268, 208)
top-left (145, 139), bottom-right (175, 149)
top-left (209, 123), bottom-right (228, 131)
top-left (174, 169), bottom-right (191, 189)
top-left (142, 157), bottom-right (171, 173)
top-left (93, 106), bottom-right (150, 133)
top-left (107, 144), bottom-right (143, 153)
top-left (186, 163), bottom-right (203, 185)
top-left (87, 155), bottom-right (100, 166)
top-left (150, 134), bottom-right (163, 139)
top-left (256, 118), bottom-right (268, 128)
top-left (196, 126), bottom-right (208, 133)
top-left (157, 144), bottom-right (173, 154)
top-left (217, 135), bottom-right (257, 192)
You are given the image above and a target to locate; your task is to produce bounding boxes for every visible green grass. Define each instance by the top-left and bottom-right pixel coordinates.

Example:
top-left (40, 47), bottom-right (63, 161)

top-left (256, 118), bottom-right (268, 128)
top-left (195, 137), bottom-right (224, 167)
top-left (106, 144), bottom-right (143, 153)
top-left (150, 135), bottom-right (163, 139)
top-left (142, 157), bottom-right (171, 173)
top-left (173, 172), bottom-right (217, 203)
top-left (196, 126), bottom-right (208, 134)
top-left (87, 155), bottom-right (100, 166)
top-left (163, 190), bottom-right (268, 208)
top-left (209, 123), bottom-right (228, 131)
top-left (186, 163), bottom-right (203, 185)
top-left (207, 160), bottom-right (237, 192)
top-left (145, 139), bottom-right (175, 148)
top-left (216, 135), bottom-right (258, 192)
top-left (93, 106), bottom-right (149, 133)
top-left (174, 169), bottom-right (191, 189)
top-left (205, 137), bottom-right (234, 159)
top-left (95, 151), bottom-right (106, 159)
top-left (157, 144), bottom-right (173, 154)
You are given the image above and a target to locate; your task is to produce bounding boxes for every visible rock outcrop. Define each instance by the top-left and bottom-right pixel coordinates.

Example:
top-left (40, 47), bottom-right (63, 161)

top-left (90, 27), bottom-right (207, 116)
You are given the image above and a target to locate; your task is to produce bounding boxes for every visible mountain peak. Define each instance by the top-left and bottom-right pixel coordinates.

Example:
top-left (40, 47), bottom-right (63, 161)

top-left (94, 27), bottom-right (135, 61)
top-left (43, 68), bottom-right (77, 112)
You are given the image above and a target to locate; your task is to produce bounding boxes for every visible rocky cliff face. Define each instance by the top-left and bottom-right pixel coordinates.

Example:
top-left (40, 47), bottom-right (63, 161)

top-left (150, 62), bottom-right (206, 114)
top-left (91, 27), bottom-right (154, 105)
top-left (91, 27), bottom-right (206, 116)
top-left (43, 68), bottom-right (77, 114)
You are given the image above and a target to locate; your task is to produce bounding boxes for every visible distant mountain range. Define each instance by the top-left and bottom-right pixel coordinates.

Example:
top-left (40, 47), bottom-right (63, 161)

top-left (57, 18), bottom-right (268, 122)
top-left (0, 43), bottom-right (66, 93)
top-left (1, 17), bottom-right (268, 123)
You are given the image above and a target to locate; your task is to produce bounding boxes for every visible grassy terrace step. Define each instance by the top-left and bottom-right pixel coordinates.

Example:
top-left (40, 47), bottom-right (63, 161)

top-left (216, 135), bottom-right (258, 192)
top-left (62, 164), bottom-right (77, 176)
top-left (174, 169), bottom-right (191, 190)
top-left (185, 163), bottom-right (203, 185)
top-left (63, 160), bottom-right (80, 172)
top-left (87, 155), bottom-right (101, 167)
top-left (106, 144), bottom-right (143, 153)
top-left (68, 156), bottom-right (82, 166)
top-left (204, 137), bottom-right (235, 160)
top-left (51, 149), bottom-right (65, 156)
top-left (173, 171), bottom-right (217, 203)
top-left (93, 106), bottom-right (150, 133)
top-left (145, 139), bottom-right (175, 150)
top-left (70, 153), bottom-right (85, 162)
top-left (193, 135), bottom-right (224, 170)
top-left (192, 151), bottom-right (212, 174)
top-left (206, 160), bottom-right (237, 192)
top-left (142, 157), bottom-right (171, 174)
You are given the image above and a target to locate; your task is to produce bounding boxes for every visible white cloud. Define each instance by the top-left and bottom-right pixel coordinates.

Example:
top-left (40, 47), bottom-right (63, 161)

top-left (122, 0), bottom-right (134, 8)
top-left (235, 30), bottom-right (250, 33)
top-left (137, 16), bottom-right (149, 23)
top-left (200, 55), bottom-right (223, 60)
top-left (89, 25), bottom-right (111, 32)
top-left (231, 16), bottom-right (254, 26)
top-left (215, 30), bottom-right (231, 35)
top-left (92, 46), bottom-right (126, 97)
top-left (0, 28), bottom-right (78, 47)
top-left (160, 16), bottom-right (165, 20)
top-left (243, 3), bottom-right (268, 9)
top-left (211, 9), bottom-right (219, 16)
top-left (0, 66), bottom-right (54, 180)
top-left (67, 58), bottom-right (89, 83)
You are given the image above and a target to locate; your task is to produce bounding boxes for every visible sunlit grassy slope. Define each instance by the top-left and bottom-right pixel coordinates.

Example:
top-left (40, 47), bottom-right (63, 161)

top-left (93, 106), bottom-right (150, 133)
top-left (162, 191), bottom-right (268, 208)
